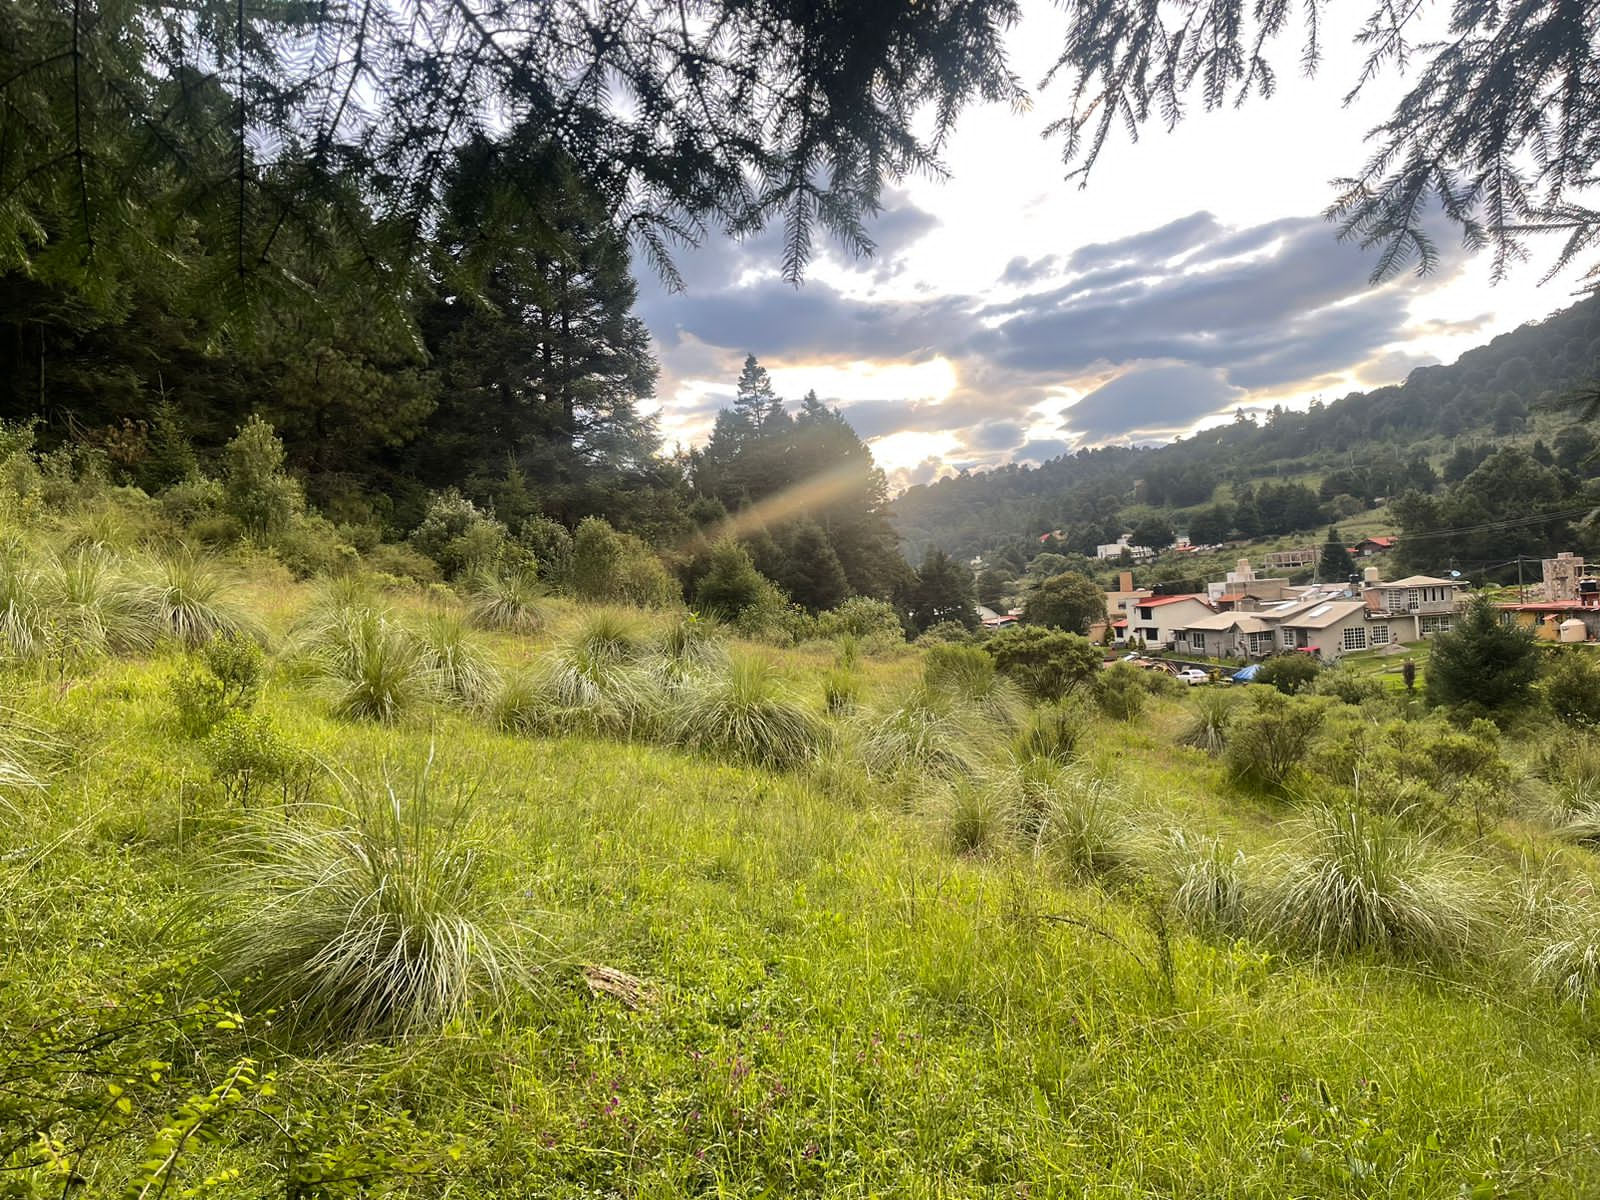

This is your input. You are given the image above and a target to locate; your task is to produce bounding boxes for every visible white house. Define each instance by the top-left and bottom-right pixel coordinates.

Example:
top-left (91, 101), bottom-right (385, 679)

top-left (1129, 594), bottom-right (1214, 648)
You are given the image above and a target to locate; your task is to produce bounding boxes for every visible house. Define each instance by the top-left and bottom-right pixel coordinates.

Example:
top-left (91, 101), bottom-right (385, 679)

top-left (1274, 599), bottom-right (1384, 660)
top-left (1128, 594), bottom-right (1213, 648)
top-left (1497, 602), bottom-right (1600, 641)
top-left (1361, 573), bottom-right (1468, 641)
top-left (976, 605), bottom-right (1017, 629)
top-left (1103, 570), bottom-right (1153, 622)
top-left (1262, 547), bottom-right (1317, 569)
top-left (1351, 535), bottom-right (1398, 557)
top-left (1095, 534), bottom-right (1155, 563)
top-left (1173, 611), bottom-right (1280, 659)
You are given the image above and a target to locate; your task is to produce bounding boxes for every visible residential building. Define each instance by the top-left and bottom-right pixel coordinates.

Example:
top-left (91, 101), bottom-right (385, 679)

top-left (1361, 573), bottom-right (1468, 641)
top-left (1497, 601), bottom-right (1600, 641)
top-left (1263, 546), bottom-right (1317, 569)
top-left (1351, 535), bottom-right (1398, 557)
top-left (1542, 552), bottom-right (1592, 602)
top-left (1129, 594), bottom-right (1213, 648)
top-left (1095, 534), bottom-right (1155, 562)
top-left (1274, 600), bottom-right (1381, 659)
top-left (1173, 611), bottom-right (1279, 659)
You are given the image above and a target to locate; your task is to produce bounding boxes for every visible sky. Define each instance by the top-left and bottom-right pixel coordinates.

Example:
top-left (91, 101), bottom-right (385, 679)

top-left (632, 2), bottom-right (1591, 490)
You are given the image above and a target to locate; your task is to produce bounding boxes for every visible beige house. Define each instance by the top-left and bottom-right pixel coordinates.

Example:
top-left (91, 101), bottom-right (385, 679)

top-left (1173, 611), bottom-right (1279, 659)
top-left (1361, 574), bottom-right (1467, 641)
top-left (1274, 600), bottom-right (1385, 660)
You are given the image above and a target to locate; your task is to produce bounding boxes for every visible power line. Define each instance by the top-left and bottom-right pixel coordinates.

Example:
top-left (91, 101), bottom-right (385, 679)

top-left (1384, 502), bottom-right (1600, 545)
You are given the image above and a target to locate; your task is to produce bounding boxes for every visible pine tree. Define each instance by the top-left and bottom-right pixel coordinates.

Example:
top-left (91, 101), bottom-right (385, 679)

top-left (1426, 597), bottom-right (1539, 712)
top-left (1319, 528), bottom-right (1355, 582)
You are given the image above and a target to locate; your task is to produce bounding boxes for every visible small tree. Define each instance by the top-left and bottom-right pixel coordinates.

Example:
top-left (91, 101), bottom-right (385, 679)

top-left (1319, 527), bottom-right (1355, 582)
top-left (1224, 691), bottom-right (1329, 792)
top-left (1543, 653), bottom-right (1600, 727)
top-left (905, 549), bottom-right (977, 634)
top-left (694, 539), bottom-right (773, 621)
top-left (221, 415), bottom-right (302, 539)
top-left (1426, 596), bottom-right (1540, 713)
top-left (1023, 571), bottom-right (1105, 635)
top-left (983, 626), bottom-right (1101, 702)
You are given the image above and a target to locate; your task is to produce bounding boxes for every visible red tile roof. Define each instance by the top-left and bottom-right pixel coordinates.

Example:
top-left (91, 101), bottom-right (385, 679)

top-left (1139, 594), bottom-right (1206, 608)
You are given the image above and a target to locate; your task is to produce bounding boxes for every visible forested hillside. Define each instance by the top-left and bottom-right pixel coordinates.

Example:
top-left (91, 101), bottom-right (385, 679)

top-left (892, 295), bottom-right (1600, 573)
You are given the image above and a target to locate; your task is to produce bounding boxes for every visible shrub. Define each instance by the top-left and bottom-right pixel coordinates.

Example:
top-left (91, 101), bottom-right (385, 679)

top-left (1093, 662), bottom-right (1149, 721)
top-left (366, 543), bottom-right (442, 584)
top-left (204, 710), bottom-right (313, 806)
top-left (415, 610), bottom-right (499, 703)
top-left (466, 565), bottom-right (546, 635)
top-left (410, 490), bottom-right (509, 578)
top-left (170, 631), bottom-right (265, 737)
top-left (1542, 652), bottom-right (1600, 727)
top-left (1255, 805), bottom-right (1488, 961)
top-left (202, 768), bottom-right (531, 1037)
top-left (1223, 690), bottom-right (1328, 792)
top-left (1177, 688), bottom-right (1237, 755)
top-left (570, 517), bottom-right (680, 608)
top-left (670, 656), bottom-right (826, 770)
top-left (308, 607), bottom-right (438, 722)
top-left (273, 513), bottom-right (359, 578)
top-left (984, 625), bottom-right (1101, 702)
top-left (1012, 703), bottom-right (1084, 764)
top-left (514, 516), bottom-right (574, 586)
top-left (924, 642), bottom-right (1026, 728)
top-left (815, 597), bottom-right (905, 643)
top-left (159, 475), bottom-right (225, 527)
top-left (693, 539), bottom-right (771, 620)
top-left (1426, 595), bottom-right (1540, 713)
top-left (134, 551), bottom-right (254, 649)
top-left (914, 620), bottom-right (974, 646)
top-left (221, 415), bottom-right (303, 539)
top-left (1313, 664), bottom-right (1388, 706)
top-left (1256, 654), bottom-right (1321, 695)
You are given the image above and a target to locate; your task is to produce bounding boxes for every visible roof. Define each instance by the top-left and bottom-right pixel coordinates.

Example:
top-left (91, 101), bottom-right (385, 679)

top-left (1277, 599), bottom-right (1368, 630)
top-left (1180, 612), bottom-right (1274, 634)
top-left (1217, 593), bottom-right (1245, 602)
top-left (1138, 594), bottom-right (1208, 608)
top-left (1358, 535), bottom-right (1398, 547)
top-left (1497, 601), bottom-right (1598, 612)
top-left (1378, 575), bottom-right (1462, 588)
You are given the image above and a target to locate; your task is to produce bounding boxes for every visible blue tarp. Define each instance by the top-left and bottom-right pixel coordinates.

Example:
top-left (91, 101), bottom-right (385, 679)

top-left (1231, 664), bottom-right (1261, 682)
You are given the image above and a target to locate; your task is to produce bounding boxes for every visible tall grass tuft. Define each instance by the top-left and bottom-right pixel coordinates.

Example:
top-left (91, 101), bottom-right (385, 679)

top-left (202, 765), bottom-right (534, 1038)
top-left (924, 643), bottom-right (1027, 728)
top-left (858, 683), bottom-right (989, 786)
top-left (1157, 828), bottom-right (1249, 936)
top-left (652, 613), bottom-right (728, 687)
top-left (1012, 702), bottom-right (1083, 764)
top-left (134, 549), bottom-right (253, 649)
top-left (43, 545), bottom-right (154, 658)
top-left (0, 706), bottom-right (58, 812)
top-left (467, 565), bottom-right (546, 634)
top-left (309, 607), bottom-right (438, 722)
top-left (1255, 805), bottom-right (1488, 962)
top-left (670, 656), bottom-right (826, 770)
top-left (482, 668), bottom-right (546, 734)
top-left (1029, 769), bottom-right (1140, 882)
top-left (1177, 688), bottom-right (1238, 755)
top-left (938, 773), bottom-right (1021, 857)
top-left (537, 611), bottom-right (658, 736)
top-left (1531, 904), bottom-right (1600, 1011)
top-left (0, 543), bottom-right (47, 662)
top-left (416, 610), bottom-right (499, 703)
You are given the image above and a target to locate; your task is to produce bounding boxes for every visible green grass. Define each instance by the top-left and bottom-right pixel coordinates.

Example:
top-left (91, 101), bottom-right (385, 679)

top-left (6, 540), bottom-right (1600, 1196)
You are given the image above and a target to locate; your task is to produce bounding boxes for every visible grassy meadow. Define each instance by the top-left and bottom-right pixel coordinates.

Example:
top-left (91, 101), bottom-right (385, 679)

top-left (5, 503), bottom-right (1600, 1197)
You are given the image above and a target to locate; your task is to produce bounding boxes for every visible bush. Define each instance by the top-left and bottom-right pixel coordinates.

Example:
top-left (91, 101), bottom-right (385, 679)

top-left (1177, 688), bottom-right (1237, 755)
top-left (1092, 662), bottom-right (1149, 721)
top-left (1223, 690), bottom-right (1329, 792)
top-left (466, 565), bottom-right (546, 634)
top-left (815, 597), bottom-right (905, 643)
top-left (984, 626), bottom-right (1101, 702)
top-left (160, 474), bottom-right (225, 528)
top-left (914, 620), bottom-right (975, 646)
top-left (569, 517), bottom-right (680, 608)
top-left (273, 513), bottom-right (360, 578)
top-left (670, 656), bottom-right (826, 770)
top-left (365, 543), bottom-right (442, 584)
top-left (410, 490), bottom-right (510, 579)
top-left (1542, 652), bottom-right (1600, 727)
top-left (171, 631), bottom-right (265, 737)
top-left (1256, 654), bottom-right (1321, 695)
top-left (202, 767), bottom-right (531, 1037)
top-left (693, 539), bottom-right (771, 620)
top-left (514, 515), bottom-right (574, 585)
top-left (203, 710), bottom-right (312, 806)
top-left (221, 415), bottom-right (303, 539)
top-left (1012, 703), bottom-right (1084, 764)
top-left (1255, 805), bottom-right (1488, 961)
top-left (1313, 664), bottom-right (1388, 706)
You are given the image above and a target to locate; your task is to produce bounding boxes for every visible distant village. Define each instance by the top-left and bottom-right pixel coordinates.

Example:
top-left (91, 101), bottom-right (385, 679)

top-left (977, 544), bottom-right (1600, 665)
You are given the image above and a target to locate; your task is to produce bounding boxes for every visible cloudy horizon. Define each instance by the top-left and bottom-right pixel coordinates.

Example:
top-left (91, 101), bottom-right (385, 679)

top-left (632, 1), bottom-right (1591, 490)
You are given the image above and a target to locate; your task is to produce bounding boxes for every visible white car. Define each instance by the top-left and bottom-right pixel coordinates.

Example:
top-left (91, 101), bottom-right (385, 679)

top-left (1174, 668), bottom-right (1210, 685)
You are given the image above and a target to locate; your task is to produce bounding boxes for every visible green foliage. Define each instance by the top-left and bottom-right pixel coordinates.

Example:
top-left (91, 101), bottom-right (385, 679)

top-left (1029, 770), bottom-right (1139, 882)
top-left (569, 517), bottom-right (679, 608)
top-left (858, 683), bottom-right (988, 785)
top-left (204, 710), bottom-right (313, 806)
top-left (1313, 664), bottom-right (1388, 707)
top-left (903, 548), bottom-right (977, 634)
top-left (221, 416), bottom-right (304, 540)
top-left (1531, 904), bottom-right (1600, 1012)
top-left (170, 632), bottom-right (265, 738)
top-left (1092, 662), bottom-right (1150, 720)
top-left (670, 656), bottom-right (826, 771)
top-left (410, 490), bottom-right (509, 579)
top-left (466, 565), bottom-right (546, 634)
top-left (135, 551), bottom-right (253, 649)
top-left (1255, 806), bottom-right (1488, 963)
top-left (415, 610), bottom-right (499, 703)
top-left (308, 607), bottom-right (438, 723)
top-left (1158, 829), bottom-right (1249, 937)
top-left (693, 539), bottom-right (773, 620)
top-left (202, 767), bottom-right (532, 1038)
top-left (1319, 527), bottom-right (1355, 582)
top-left (1426, 597), bottom-right (1540, 713)
top-left (813, 596), bottom-right (905, 643)
top-left (1223, 690), bottom-right (1329, 792)
top-left (1023, 570), bottom-right (1104, 634)
top-left (821, 667), bottom-right (861, 715)
top-left (1542, 652), bottom-right (1600, 727)
top-left (1257, 654), bottom-right (1321, 695)
top-left (984, 625), bottom-right (1101, 702)
top-left (41, 544), bottom-right (153, 660)
top-left (1012, 703), bottom-right (1084, 764)
top-left (924, 642), bottom-right (1027, 728)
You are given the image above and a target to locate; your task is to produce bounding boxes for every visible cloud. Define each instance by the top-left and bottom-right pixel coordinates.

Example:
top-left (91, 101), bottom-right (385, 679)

top-left (636, 206), bottom-right (1469, 463)
top-left (1014, 438), bottom-right (1072, 464)
top-left (1061, 364), bottom-right (1247, 439)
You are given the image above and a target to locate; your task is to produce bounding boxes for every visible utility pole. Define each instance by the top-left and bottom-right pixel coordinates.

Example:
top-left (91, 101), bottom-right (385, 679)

top-left (1518, 555), bottom-right (1526, 604)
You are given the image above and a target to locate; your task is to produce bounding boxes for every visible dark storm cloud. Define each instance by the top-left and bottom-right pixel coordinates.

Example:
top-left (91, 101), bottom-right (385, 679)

top-left (1061, 365), bottom-right (1246, 439)
top-left (638, 205), bottom-right (1463, 451)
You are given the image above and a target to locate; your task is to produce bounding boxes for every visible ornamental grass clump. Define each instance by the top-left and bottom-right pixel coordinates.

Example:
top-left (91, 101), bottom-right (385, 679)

top-left (1029, 769), bottom-right (1141, 883)
top-left (466, 565), bottom-right (546, 635)
top-left (134, 549), bottom-right (254, 649)
top-left (651, 613), bottom-right (728, 688)
top-left (1157, 827), bottom-right (1249, 936)
top-left (1177, 688), bottom-right (1238, 756)
top-left (1255, 804), bottom-right (1489, 963)
top-left (938, 772), bottom-right (1023, 857)
top-left (923, 642), bottom-right (1028, 729)
top-left (0, 544), bottom-right (48, 662)
top-left (1530, 904), bottom-right (1600, 1012)
top-left (1012, 702), bottom-right (1084, 764)
top-left (42, 544), bottom-right (154, 658)
top-left (415, 610), bottom-right (499, 704)
top-left (308, 606), bottom-right (439, 723)
top-left (858, 682), bottom-right (989, 786)
top-left (202, 766), bottom-right (534, 1039)
top-left (670, 655), bottom-right (826, 770)
top-left (538, 610), bottom-right (659, 736)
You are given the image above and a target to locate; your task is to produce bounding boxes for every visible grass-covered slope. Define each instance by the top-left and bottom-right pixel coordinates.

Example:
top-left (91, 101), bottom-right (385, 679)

top-left (5, 521), bottom-right (1600, 1196)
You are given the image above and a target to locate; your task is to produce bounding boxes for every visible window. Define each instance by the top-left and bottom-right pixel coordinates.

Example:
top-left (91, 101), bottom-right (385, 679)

top-left (1342, 626), bottom-right (1368, 652)
top-left (1369, 624), bottom-right (1391, 646)
top-left (1405, 588), bottom-right (1421, 610)
top-left (1421, 614), bottom-right (1454, 636)
top-left (1247, 631), bottom-right (1274, 655)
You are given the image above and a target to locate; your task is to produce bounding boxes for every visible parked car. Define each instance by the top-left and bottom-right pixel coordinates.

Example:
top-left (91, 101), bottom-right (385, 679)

top-left (1175, 668), bottom-right (1210, 686)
